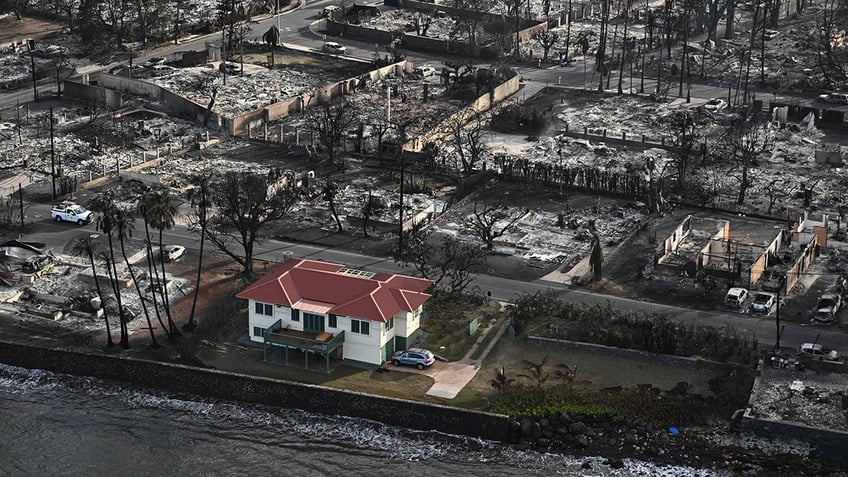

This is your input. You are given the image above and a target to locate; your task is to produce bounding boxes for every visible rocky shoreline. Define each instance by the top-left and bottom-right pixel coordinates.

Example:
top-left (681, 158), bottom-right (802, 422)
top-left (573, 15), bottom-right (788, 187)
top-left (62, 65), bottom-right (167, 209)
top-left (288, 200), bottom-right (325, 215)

top-left (508, 412), bottom-right (846, 476)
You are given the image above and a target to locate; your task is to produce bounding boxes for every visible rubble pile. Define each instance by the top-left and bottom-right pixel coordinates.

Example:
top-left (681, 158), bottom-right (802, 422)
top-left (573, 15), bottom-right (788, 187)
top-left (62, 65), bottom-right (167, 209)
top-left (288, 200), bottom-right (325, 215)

top-left (750, 368), bottom-right (848, 432)
top-left (523, 21), bottom-right (646, 61)
top-left (0, 105), bottom-right (204, 190)
top-left (432, 203), bottom-right (646, 264)
top-left (359, 10), bottom-right (462, 41)
top-left (148, 66), bottom-right (332, 116)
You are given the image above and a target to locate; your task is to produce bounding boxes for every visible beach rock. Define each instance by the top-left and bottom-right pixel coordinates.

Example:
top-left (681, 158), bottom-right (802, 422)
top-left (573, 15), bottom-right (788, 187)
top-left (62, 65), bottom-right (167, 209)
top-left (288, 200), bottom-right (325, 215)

top-left (569, 421), bottom-right (588, 435)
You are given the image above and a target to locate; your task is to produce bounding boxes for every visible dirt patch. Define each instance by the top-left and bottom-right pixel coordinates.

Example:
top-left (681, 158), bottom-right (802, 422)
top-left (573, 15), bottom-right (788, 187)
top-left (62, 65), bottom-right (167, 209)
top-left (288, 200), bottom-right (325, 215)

top-left (0, 15), bottom-right (64, 44)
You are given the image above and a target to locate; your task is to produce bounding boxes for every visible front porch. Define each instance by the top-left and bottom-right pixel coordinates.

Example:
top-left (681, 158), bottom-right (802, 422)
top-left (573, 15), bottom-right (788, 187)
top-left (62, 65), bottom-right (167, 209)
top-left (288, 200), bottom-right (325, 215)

top-left (262, 319), bottom-right (345, 373)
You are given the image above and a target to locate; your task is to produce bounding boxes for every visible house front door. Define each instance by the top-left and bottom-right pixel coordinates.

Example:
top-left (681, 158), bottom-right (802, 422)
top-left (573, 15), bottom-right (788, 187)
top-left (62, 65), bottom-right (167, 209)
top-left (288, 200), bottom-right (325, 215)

top-left (303, 312), bottom-right (325, 334)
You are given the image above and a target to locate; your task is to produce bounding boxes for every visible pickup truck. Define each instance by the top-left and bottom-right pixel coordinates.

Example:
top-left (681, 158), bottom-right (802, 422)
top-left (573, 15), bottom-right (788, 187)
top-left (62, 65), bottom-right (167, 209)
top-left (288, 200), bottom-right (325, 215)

top-left (51, 203), bottom-right (94, 225)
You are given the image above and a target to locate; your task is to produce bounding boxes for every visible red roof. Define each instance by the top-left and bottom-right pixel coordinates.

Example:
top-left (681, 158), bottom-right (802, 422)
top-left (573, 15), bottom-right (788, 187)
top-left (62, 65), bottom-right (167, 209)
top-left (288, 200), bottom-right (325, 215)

top-left (237, 258), bottom-right (433, 323)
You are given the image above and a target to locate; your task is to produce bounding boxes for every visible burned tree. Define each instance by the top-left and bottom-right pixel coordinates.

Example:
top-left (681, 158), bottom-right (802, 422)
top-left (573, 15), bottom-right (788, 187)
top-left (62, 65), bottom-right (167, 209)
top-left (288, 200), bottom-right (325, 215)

top-left (303, 98), bottom-right (359, 167)
top-left (322, 177), bottom-right (343, 233)
top-left (441, 110), bottom-right (489, 176)
top-left (262, 25), bottom-right (280, 69)
top-left (49, 48), bottom-right (77, 97)
top-left (205, 172), bottom-right (297, 281)
top-left (533, 30), bottom-right (560, 62)
top-left (396, 223), bottom-right (487, 295)
top-left (468, 201), bottom-right (526, 250)
top-left (722, 109), bottom-right (774, 206)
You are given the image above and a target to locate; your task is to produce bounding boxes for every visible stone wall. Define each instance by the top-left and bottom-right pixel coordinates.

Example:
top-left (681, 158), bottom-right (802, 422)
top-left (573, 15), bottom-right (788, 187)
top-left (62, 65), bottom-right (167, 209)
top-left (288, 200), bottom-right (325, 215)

top-left (740, 411), bottom-right (848, 452)
top-left (0, 340), bottom-right (510, 441)
top-left (528, 336), bottom-right (732, 373)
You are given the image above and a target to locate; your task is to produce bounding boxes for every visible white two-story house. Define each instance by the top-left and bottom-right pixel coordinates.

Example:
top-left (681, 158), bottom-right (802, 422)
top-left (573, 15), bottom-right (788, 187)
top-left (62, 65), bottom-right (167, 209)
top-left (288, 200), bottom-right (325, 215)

top-left (237, 258), bottom-right (433, 368)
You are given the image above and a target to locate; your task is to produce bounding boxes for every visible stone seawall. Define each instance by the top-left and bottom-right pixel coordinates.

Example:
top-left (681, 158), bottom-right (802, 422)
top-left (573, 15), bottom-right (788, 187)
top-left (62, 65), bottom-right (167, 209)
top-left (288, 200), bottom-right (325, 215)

top-left (0, 341), bottom-right (509, 441)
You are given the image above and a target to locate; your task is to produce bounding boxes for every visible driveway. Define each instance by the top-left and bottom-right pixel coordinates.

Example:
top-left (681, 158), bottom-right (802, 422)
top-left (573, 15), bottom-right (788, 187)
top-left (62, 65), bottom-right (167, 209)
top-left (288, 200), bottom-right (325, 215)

top-left (387, 316), bottom-right (510, 399)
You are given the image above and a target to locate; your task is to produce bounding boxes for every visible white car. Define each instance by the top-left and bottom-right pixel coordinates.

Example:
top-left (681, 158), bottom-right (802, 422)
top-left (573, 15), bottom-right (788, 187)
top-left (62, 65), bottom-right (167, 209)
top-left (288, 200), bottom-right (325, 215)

top-left (703, 98), bottom-right (727, 111)
top-left (163, 245), bottom-right (185, 262)
top-left (811, 293), bottom-right (842, 324)
top-left (143, 56), bottom-right (166, 68)
top-left (724, 287), bottom-right (748, 309)
top-left (798, 343), bottom-right (839, 361)
top-left (413, 65), bottom-right (437, 78)
top-left (322, 42), bottom-right (347, 55)
top-left (750, 292), bottom-right (776, 314)
top-left (51, 203), bottom-right (94, 225)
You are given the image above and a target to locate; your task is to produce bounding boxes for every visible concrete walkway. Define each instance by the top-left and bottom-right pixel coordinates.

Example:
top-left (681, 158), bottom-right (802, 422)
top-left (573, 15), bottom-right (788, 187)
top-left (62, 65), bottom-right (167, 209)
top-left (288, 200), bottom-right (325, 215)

top-left (390, 303), bottom-right (511, 399)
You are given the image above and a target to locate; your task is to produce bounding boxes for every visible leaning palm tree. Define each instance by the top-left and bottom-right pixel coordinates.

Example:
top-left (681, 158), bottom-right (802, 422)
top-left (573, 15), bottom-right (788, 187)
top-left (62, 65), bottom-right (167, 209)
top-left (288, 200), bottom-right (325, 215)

top-left (262, 25), bottom-right (280, 69)
top-left (90, 192), bottom-right (130, 349)
top-left (143, 188), bottom-right (178, 336)
top-left (71, 236), bottom-right (114, 348)
top-left (184, 172), bottom-right (212, 331)
top-left (115, 207), bottom-right (159, 348)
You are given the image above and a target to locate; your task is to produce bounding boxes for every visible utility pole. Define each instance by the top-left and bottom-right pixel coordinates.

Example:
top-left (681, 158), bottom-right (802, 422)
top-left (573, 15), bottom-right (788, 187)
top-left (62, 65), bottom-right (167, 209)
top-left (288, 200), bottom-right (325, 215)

top-left (50, 107), bottom-right (56, 201)
top-left (27, 39), bottom-right (38, 102)
top-left (775, 276), bottom-right (786, 353)
top-left (222, 29), bottom-right (227, 86)
top-left (18, 183), bottom-right (24, 227)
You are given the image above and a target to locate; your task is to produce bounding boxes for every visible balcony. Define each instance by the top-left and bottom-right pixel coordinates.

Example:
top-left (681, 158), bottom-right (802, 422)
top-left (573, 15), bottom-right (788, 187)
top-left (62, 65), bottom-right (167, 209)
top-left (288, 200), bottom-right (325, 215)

top-left (262, 319), bottom-right (345, 372)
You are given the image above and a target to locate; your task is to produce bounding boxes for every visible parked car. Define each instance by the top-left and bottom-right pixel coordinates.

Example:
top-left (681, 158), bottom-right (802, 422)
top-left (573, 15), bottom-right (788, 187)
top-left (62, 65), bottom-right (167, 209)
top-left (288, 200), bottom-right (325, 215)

top-left (703, 98), bottom-right (727, 111)
top-left (413, 65), bottom-right (437, 78)
top-left (724, 287), bottom-right (749, 309)
top-left (818, 92), bottom-right (848, 104)
top-left (798, 343), bottom-right (840, 361)
top-left (163, 245), bottom-right (185, 262)
top-left (143, 56), bottom-right (166, 68)
top-left (811, 293), bottom-right (842, 324)
top-left (322, 42), bottom-right (347, 55)
top-left (51, 202), bottom-right (94, 225)
top-left (392, 348), bottom-right (435, 369)
top-left (750, 292), bottom-right (776, 314)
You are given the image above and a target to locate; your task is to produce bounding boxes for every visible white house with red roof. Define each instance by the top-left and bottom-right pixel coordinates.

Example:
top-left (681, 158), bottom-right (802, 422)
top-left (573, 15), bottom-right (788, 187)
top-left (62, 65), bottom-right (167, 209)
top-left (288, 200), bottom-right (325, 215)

top-left (237, 258), bottom-right (433, 368)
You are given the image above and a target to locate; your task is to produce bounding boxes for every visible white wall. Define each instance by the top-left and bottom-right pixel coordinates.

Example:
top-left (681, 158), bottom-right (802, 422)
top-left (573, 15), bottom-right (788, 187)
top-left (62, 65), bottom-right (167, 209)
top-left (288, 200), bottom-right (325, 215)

top-left (247, 299), bottom-right (286, 343)
top-left (395, 306), bottom-right (422, 339)
top-left (338, 314), bottom-right (382, 365)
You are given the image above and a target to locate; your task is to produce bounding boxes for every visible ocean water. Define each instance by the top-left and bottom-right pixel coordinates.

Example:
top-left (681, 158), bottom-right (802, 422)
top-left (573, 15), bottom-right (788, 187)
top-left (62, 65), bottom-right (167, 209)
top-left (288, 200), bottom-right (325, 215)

top-left (0, 364), bottom-right (725, 476)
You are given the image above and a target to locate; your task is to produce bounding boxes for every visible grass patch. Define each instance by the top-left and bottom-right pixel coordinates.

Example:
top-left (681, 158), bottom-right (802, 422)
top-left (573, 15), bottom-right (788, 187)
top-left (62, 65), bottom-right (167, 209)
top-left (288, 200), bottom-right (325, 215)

top-left (322, 368), bottom-right (438, 402)
top-left (468, 316), bottom-right (503, 361)
top-left (421, 295), bottom-right (500, 361)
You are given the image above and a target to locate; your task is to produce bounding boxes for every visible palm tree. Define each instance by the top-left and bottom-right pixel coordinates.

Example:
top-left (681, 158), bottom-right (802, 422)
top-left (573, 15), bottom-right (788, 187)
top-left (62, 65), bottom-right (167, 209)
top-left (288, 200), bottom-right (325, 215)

top-left (71, 236), bottom-right (114, 348)
top-left (90, 192), bottom-right (130, 349)
top-left (114, 207), bottom-right (159, 348)
top-left (262, 25), bottom-right (280, 69)
top-left (184, 172), bottom-right (212, 331)
top-left (518, 356), bottom-right (550, 388)
top-left (137, 188), bottom-right (170, 341)
top-left (143, 188), bottom-right (178, 336)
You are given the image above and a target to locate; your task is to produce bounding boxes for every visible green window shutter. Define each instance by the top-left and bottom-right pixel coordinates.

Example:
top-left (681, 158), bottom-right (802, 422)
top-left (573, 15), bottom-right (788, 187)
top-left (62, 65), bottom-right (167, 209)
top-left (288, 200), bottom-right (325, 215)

top-left (291, 309), bottom-right (300, 321)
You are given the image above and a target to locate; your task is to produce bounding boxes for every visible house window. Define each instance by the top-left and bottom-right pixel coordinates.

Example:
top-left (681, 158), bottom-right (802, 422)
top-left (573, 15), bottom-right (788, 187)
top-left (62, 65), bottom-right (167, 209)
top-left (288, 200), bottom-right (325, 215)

top-left (351, 319), bottom-right (370, 335)
top-left (291, 309), bottom-right (300, 322)
top-left (387, 318), bottom-right (394, 330)
top-left (253, 326), bottom-right (264, 337)
top-left (328, 314), bottom-right (338, 328)
top-left (254, 302), bottom-right (273, 316)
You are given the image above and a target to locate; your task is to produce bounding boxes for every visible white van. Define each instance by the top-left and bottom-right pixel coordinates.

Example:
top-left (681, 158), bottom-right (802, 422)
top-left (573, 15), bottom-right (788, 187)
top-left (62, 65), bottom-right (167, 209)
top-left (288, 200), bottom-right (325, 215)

top-left (413, 65), bottom-right (436, 78)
